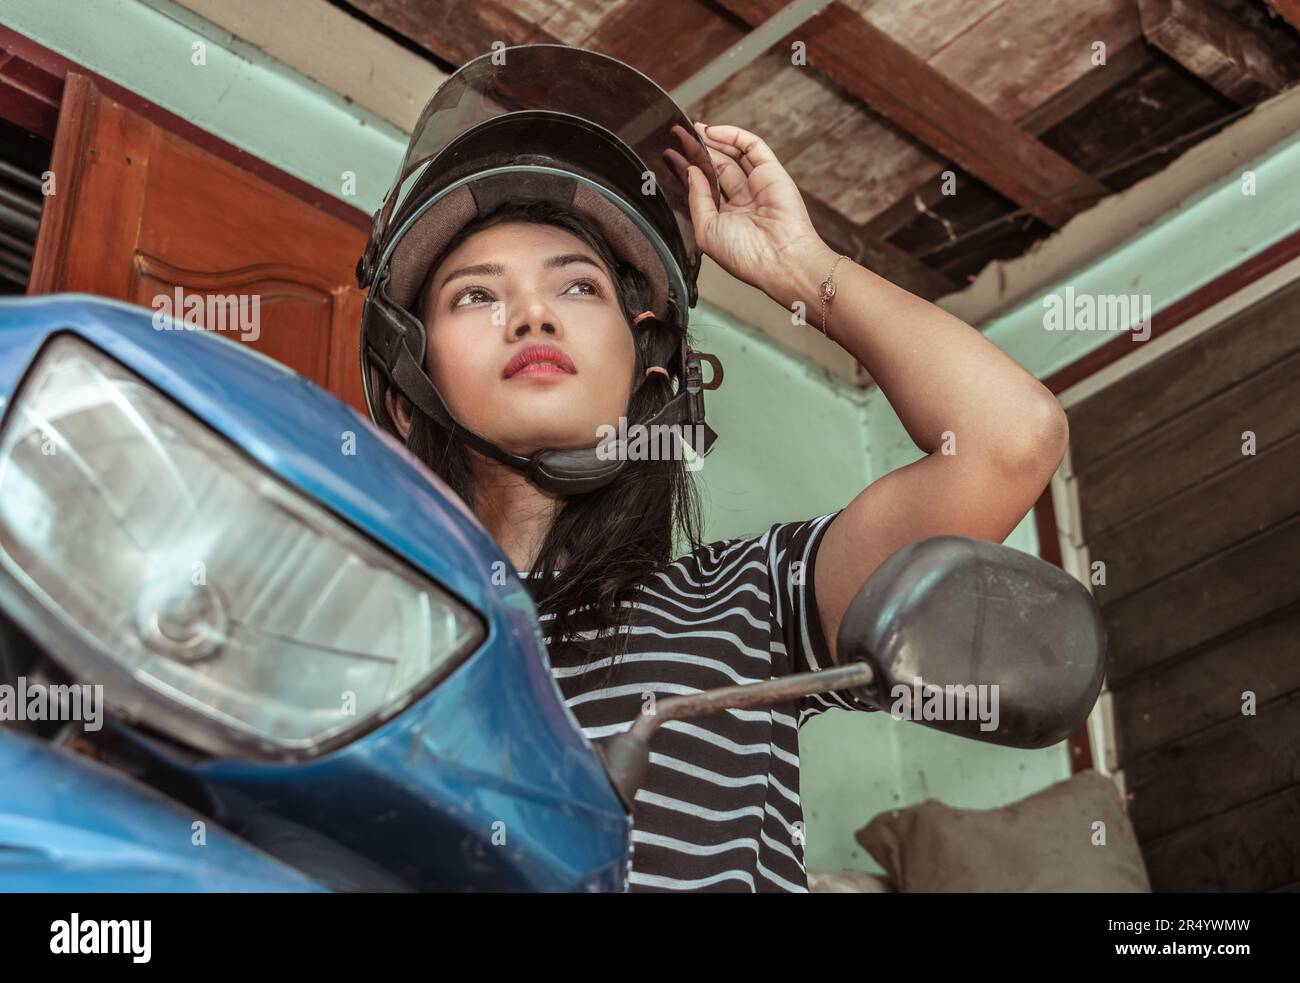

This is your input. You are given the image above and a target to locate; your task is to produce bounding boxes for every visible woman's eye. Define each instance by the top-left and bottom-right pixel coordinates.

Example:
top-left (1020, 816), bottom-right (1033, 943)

top-left (451, 286), bottom-right (492, 307)
top-left (565, 279), bottom-right (601, 297)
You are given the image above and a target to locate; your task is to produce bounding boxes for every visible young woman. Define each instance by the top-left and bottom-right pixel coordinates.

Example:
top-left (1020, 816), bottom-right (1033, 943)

top-left (371, 114), bottom-right (1069, 892)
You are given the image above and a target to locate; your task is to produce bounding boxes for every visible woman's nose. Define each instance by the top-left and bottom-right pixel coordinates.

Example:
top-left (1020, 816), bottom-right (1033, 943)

top-left (509, 297), bottom-right (562, 338)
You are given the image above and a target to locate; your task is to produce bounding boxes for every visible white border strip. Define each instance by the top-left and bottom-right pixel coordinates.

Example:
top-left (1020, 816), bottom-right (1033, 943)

top-left (1057, 252), bottom-right (1300, 409)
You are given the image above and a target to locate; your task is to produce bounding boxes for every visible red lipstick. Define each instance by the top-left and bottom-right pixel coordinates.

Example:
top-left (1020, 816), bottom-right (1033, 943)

top-left (503, 344), bottom-right (577, 379)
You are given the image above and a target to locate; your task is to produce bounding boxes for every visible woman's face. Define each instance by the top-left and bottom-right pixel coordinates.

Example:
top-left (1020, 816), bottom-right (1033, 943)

top-left (410, 221), bottom-right (637, 456)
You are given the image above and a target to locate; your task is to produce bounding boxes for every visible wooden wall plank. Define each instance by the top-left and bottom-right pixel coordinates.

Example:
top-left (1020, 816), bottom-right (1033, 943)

top-left (1089, 428), bottom-right (1300, 604)
top-left (1077, 346), bottom-right (1300, 540)
top-left (1068, 277), bottom-right (1300, 473)
top-left (1125, 690), bottom-right (1300, 841)
top-left (1102, 513), bottom-right (1300, 685)
top-left (1142, 782), bottom-right (1300, 891)
top-left (1112, 603), bottom-right (1300, 762)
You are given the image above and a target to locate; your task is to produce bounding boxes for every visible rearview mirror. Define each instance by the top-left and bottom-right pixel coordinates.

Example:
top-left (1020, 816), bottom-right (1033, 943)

top-left (835, 536), bottom-right (1105, 749)
top-left (595, 536), bottom-right (1107, 811)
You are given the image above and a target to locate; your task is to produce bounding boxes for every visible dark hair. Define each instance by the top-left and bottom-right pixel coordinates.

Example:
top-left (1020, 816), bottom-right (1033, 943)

top-left (401, 198), bottom-right (704, 677)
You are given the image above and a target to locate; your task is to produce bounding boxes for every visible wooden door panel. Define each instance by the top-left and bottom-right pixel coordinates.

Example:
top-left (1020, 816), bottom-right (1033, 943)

top-left (131, 255), bottom-right (336, 388)
top-left (30, 73), bottom-right (369, 409)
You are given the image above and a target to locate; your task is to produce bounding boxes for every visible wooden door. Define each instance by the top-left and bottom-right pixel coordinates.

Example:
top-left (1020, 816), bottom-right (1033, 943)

top-left (29, 73), bottom-right (368, 410)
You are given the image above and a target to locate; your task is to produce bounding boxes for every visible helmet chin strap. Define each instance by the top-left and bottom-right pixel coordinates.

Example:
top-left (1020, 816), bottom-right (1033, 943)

top-left (379, 304), bottom-right (721, 496)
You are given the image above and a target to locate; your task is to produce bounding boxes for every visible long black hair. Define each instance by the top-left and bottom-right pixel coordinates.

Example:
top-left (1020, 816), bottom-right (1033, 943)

top-left (399, 198), bottom-right (705, 668)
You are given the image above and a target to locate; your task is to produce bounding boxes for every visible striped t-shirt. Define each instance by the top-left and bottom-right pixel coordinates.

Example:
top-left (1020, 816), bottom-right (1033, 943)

top-left (529, 509), bottom-right (870, 892)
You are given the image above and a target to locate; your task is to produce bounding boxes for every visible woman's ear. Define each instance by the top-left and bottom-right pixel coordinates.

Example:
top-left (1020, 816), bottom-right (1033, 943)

top-left (384, 387), bottom-right (415, 440)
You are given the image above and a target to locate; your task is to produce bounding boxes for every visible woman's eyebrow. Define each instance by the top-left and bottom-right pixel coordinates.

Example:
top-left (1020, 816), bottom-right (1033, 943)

top-left (542, 253), bottom-right (604, 274)
top-left (439, 262), bottom-right (504, 292)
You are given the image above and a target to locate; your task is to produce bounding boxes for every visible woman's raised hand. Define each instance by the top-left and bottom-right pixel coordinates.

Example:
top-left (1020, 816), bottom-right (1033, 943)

top-left (664, 122), bottom-right (830, 302)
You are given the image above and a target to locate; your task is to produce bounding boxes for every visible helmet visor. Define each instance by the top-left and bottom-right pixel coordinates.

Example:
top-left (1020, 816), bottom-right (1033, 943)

top-left (374, 44), bottom-right (719, 281)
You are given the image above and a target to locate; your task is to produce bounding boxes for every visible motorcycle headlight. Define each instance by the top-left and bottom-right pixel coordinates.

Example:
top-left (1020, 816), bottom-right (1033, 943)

top-left (0, 335), bottom-right (485, 758)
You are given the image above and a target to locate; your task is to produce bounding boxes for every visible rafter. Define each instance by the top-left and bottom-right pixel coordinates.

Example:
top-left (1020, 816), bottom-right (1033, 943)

top-left (864, 39), bottom-right (1154, 242)
top-left (801, 192), bottom-right (954, 300)
top-left (711, 0), bottom-right (1109, 229)
top-left (1139, 0), bottom-right (1291, 105)
top-left (345, 0), bottom-right (552, 68)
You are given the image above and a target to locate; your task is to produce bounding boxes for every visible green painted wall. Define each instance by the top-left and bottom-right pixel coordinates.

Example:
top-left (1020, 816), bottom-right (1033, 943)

top-left (981, 132), bottom-right (1300, 383)
top-left (8, 0), bottom-right (1299, 878)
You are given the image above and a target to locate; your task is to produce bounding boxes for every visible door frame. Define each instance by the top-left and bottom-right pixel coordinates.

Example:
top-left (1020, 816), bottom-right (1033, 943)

top-left (0, 25), bottom-right (369, 234)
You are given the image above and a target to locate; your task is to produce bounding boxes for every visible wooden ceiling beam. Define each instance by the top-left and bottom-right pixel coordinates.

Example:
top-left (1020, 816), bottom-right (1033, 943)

top-left (711, 0), bottom-right (1109, 229)
top-left (1017, 39), bottom-right (1157, 135)
top-left (864, 39), bottom-right (1154, 242)
top-left (1139, 0), bottom-right (1291, 105)
top-left (345, 0), bottom-right (554, 67)
top-left (584, 0), bottom-right (751, 93)
top-left (802, 192), bottom-right (954, 300)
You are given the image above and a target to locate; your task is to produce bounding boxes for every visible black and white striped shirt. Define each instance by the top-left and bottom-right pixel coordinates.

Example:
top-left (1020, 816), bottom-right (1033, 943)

top-left (530, 510), bottom-right (870, 892)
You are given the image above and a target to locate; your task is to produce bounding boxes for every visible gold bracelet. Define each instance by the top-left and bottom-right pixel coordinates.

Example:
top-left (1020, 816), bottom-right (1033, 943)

top-left (818, 254), bottom-right (848, 338)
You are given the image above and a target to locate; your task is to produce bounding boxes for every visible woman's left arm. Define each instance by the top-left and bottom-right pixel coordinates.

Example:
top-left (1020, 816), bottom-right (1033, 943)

top-left (680, 123), bottom-right (1069, 665)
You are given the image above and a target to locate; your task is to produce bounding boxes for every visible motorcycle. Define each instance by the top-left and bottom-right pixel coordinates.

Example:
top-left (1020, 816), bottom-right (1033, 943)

top-left (0, 295), bottom-right (1105, 892)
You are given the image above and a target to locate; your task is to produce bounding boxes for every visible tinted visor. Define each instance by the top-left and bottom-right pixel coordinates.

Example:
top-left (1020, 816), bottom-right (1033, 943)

top-left (373, 44), bottom-right (719, 300)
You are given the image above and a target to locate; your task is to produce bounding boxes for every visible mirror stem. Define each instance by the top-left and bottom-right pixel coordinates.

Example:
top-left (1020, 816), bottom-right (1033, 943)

top-left (631, 663), bottom-right (874, 742)
top-left (595, 663), bottom-right (874, 812)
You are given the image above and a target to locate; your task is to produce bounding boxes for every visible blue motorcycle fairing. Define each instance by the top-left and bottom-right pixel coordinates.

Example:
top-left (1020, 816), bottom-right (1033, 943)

top-left (0, 728), bottom-right (325, 891)
top-left (0, 295), bottom-right (630, 892)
